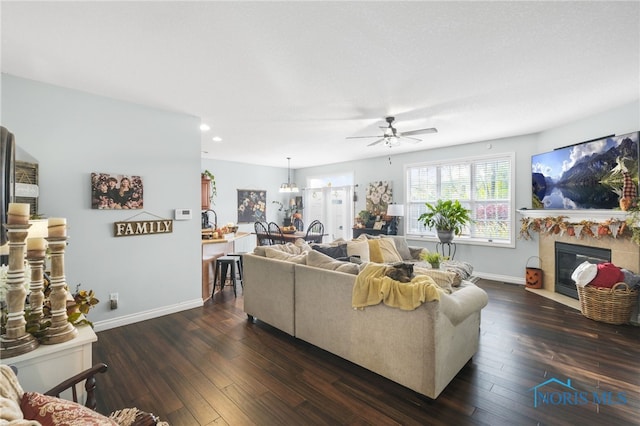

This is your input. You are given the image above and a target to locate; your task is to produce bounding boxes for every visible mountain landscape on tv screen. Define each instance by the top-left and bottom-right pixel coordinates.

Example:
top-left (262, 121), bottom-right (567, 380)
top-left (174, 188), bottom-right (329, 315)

top-left (531, 132), bottom-right (639, 209)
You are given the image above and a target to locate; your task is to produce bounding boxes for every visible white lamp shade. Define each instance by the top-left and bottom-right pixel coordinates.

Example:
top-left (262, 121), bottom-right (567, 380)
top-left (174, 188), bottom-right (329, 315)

top-left (386, 204), bottom-right (404, 217)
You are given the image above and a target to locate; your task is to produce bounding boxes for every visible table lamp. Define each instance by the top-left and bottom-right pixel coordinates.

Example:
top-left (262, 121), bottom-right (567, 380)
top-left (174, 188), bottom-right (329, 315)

top-left (386, 204), bottom-right (404, 235)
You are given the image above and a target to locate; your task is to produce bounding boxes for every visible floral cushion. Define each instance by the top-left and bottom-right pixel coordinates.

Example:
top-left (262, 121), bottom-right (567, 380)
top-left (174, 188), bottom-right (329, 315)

top-left (20, 391), bottom-right (118, 426)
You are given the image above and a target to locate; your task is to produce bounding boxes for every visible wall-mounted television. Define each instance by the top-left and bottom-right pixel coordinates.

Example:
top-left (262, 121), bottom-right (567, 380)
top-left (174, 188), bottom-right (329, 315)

top-left (531, 131), bottom-right (639, 210)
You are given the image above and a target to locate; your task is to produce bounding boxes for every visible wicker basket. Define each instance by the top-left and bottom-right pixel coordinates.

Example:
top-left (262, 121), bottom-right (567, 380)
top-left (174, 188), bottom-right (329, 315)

top-left (577, 283), bottom-right (638, 325)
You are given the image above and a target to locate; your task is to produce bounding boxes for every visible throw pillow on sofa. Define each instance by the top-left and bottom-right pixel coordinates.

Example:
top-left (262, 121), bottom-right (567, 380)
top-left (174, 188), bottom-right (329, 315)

top-left (414, 267), bottom-right (461, 291)
top-left (306, 250), bottom-right (360, 275)
top-left (366, 239), bottom-right (384, 263)
top-left (377, 238), bottom-right (403, 263)
top-left (441, 260), bottom-right (474, 281)
top-left (381, 235), bottom-right (412, 261)
top-left (346, 238), bottom-right (370, 262)
top-left (21, 391), bottom-right (118, 425)
top-left (312, 243), bottom-right (348, 260)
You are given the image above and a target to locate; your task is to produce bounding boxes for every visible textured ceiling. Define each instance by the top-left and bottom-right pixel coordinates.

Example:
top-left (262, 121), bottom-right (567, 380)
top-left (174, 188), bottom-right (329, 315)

top-left (2, 1), bottom-right (639, 168)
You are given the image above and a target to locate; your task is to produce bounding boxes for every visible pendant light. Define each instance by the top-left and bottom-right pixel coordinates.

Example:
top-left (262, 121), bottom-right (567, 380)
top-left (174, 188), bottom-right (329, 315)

top-left (279, 157), bottom-right (299, 193)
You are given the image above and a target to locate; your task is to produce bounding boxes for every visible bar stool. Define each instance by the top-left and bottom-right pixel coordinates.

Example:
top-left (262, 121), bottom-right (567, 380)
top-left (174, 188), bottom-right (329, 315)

top-left (227, 252), bottom-right (246, 281)
top-left (202, 254), bottom-right (222, 300)
top-left (213, 255), bottom-right (242, 297)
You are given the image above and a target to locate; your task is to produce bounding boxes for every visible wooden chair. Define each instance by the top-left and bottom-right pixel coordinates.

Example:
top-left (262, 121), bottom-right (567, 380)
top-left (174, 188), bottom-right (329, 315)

top-left (8, 363), bottom-right (161, 425)
top-left (293, 218), bottom-right (304, 232)
top-left (305, 220), bottom-right (324, 243)
top-left (254, 221), bottom-right (272, 246)
top-left (268, 222), bottom-right (287, 245)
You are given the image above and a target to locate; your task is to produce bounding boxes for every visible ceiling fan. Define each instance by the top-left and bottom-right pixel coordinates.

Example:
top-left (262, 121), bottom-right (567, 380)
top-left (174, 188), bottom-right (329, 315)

top-left (346, 116), bottom-right (437, 147)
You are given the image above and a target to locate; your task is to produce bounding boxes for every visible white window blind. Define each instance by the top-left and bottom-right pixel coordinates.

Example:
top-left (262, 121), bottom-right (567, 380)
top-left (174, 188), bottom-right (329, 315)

top-left (406, 153), bottom-right (515, 246)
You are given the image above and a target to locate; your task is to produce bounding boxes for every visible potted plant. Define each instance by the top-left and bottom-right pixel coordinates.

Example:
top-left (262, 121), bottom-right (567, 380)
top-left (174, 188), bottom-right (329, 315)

top-left (419, 251), bottom-right (449, 269)
top-left (418, 199), bottom-right (471, 243)
top-left (201, 170), bottom-right (217, 206)
top-left (357, 210), bottom-right (373, 228)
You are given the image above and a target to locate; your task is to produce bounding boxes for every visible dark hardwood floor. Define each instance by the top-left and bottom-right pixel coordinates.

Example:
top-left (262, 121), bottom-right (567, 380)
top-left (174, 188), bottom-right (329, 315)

top-left (93, 280), bottom-right (639, 425)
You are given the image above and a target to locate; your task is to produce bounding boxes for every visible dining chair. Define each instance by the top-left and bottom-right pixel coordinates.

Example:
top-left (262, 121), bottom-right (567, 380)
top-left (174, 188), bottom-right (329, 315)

top-left (305, 220), bottom-right (324, 243)
top-left (293, 218), bottom-right (304, 232)
top-left (254, 221), bottom-right (272, 246)
top-left (268, 222), bottom-right (287, 245)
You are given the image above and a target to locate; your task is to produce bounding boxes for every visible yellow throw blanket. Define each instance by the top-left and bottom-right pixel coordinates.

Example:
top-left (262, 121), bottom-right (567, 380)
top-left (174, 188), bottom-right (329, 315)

top-left (352, 264), bottom-right (441, 310)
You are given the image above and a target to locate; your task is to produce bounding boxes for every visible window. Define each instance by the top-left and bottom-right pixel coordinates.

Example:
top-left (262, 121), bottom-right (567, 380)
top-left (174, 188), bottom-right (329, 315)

top-left (405, 153), bottom-right (515, 246)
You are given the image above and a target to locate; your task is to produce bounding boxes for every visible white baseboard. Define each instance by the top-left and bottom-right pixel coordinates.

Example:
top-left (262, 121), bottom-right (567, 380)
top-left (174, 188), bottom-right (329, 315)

top-left (473, 271), bottom-right (524, 285)
top-left (93, 298), bottom-right (204, 332)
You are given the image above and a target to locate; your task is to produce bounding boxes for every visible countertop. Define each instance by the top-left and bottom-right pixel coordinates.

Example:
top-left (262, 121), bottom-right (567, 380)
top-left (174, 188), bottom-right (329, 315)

top-left (202, 231), bottom-right (251, 244)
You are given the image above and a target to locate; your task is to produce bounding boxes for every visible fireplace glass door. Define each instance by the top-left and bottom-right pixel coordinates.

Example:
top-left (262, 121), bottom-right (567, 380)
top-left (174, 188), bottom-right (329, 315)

top-left (555, 242), bottom-right (611, 299)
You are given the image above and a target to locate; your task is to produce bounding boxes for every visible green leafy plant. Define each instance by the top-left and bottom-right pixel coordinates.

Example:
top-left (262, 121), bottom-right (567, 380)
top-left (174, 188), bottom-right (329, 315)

top-left (358, 210), bottom-right (372, 222)
top-left (418, 199), bottom-right (472, 235)
top-left (201, 170), bottom-right (217, 206)
top-left (67, 283), bottom-right (100, 328)
top-left (419, 251), bottom-right (449, 268)
top-left (272, 201), bottom-right (295, 218)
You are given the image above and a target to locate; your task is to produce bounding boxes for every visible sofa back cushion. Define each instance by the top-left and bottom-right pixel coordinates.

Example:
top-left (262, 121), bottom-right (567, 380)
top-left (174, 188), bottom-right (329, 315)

top-left (254, 239), bottom-right (312, 257)
top-left (264, 247), bottom-right (308, 264)
top-left (306, 250), bottom-right (360, 275)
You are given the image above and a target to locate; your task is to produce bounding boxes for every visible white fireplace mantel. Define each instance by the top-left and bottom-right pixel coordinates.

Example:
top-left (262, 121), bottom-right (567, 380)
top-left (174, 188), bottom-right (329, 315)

top-left (517, 209), bottom-right (628, 222)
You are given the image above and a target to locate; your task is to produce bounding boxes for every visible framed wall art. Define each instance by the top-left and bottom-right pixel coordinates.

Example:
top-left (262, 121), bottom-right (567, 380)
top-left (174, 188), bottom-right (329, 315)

top-left (91, 172), bottom-right (144, 210)
top-left (237, 189), bottom-right (266, 223)
top-left (366, 180), bottom-right (392, 215)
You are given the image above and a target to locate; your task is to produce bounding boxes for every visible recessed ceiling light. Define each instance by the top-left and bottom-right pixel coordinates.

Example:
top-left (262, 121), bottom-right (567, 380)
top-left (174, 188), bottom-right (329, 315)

top-left (212, 136), bottom-right (222, 142)
top-left (200, 123), bottom-right (210, 132)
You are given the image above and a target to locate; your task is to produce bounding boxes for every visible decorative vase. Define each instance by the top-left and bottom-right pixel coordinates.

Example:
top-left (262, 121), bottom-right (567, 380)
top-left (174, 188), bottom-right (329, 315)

top-left (437, 230), bottom-right (454, 243)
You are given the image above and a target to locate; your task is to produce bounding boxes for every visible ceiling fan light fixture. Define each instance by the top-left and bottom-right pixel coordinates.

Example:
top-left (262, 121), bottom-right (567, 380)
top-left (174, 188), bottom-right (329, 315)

top-left (279, 157), bottom-right (299, 193)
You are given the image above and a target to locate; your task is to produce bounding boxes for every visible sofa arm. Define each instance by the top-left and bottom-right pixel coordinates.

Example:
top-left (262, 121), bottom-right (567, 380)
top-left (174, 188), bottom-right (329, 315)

top-left (438, 283), bottom-right (489, 325)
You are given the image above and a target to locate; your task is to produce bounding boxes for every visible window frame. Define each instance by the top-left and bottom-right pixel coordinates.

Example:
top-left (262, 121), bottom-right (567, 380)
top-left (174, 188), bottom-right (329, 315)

top-left (403, 152), bottom-right (516, 248)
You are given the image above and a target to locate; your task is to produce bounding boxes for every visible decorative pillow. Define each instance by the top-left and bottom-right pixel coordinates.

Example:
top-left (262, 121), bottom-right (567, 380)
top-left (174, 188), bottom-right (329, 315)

top-left (21, 391), bottom-right (118, 426)
top-left (414, 267), bottom-right (461, 291)
top-left (441, 260), bottom-right (474, 281)
top-left (367, 239), bottom-right (384, 263)
top-left (377, 238), bottom-right (403, 263)
top-left (306, 250), bottom-right (360, 275)
top-left (312, 243), bottom-right (348, 259)
top-left (381, 236), bottom-right (412, 261)
top-left (346, 239), bottom-right (370, 262)
top-left (264, 247), bottom-right (307, 264)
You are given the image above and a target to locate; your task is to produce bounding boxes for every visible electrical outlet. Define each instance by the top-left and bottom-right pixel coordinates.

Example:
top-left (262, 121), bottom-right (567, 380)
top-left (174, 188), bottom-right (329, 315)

top-left (109, 293), bottom-right (118, 310)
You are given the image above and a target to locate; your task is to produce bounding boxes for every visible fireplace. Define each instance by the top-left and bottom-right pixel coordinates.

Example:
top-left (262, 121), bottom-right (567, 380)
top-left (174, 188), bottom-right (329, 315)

top-left (555, 242), bottom-right (611, 299)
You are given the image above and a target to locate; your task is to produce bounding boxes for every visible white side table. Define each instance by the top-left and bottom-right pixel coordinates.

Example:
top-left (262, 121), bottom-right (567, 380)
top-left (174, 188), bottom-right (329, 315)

top-left (1, 325), bottom-right (97, 401)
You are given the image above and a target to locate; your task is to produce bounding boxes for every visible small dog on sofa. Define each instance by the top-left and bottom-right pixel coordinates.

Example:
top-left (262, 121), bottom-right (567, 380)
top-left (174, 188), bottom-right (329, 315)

top-left (384, 262), bottom-right (415, 283)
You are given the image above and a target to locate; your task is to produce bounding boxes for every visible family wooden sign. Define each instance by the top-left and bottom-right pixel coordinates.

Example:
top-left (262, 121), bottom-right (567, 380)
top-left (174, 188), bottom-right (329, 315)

top-left (114, 219), bottom-right (173, 237)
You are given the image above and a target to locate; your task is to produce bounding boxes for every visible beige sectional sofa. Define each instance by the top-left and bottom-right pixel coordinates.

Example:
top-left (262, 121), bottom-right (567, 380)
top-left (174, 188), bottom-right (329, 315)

top-left (243, 238), bottom-right (489, 399)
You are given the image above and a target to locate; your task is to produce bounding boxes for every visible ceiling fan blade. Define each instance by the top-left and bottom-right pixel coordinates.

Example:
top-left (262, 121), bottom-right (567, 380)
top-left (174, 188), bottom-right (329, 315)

top-left (346, 135), bottom-right (384, 139)
top-left (400, 136), bottom-right (422, 143)
top-left (400, 127), bottom-right (438, 136)
top-left (367, 138), bottom-right (385, 146)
